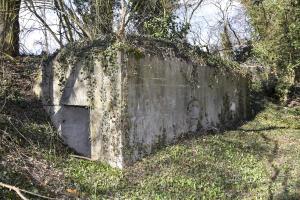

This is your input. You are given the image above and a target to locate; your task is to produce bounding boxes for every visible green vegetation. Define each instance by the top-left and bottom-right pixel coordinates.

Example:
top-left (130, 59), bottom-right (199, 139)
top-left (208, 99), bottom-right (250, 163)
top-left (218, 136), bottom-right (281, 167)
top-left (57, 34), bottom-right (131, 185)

top-left (241, 0), bottom-right (300, 103)
top-left (61, 103), bottom-right (300, 199)
top-left (0, 57), bottom-right (299, 199)
top-left (130, 0), bottom-right (188, 40)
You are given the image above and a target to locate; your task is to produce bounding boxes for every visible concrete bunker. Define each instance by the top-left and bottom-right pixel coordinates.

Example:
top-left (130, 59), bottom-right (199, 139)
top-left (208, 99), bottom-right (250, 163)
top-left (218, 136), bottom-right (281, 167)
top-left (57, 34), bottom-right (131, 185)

top-left (34, 36), bottom-right (250, 168)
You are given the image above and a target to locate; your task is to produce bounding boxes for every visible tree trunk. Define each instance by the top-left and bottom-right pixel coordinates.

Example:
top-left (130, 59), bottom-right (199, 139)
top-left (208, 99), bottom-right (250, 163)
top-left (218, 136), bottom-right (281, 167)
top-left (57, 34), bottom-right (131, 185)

top-left (91, 0), bottom-right (114, 36)
top-left (221, 23), bottom-right (233, 60)
top-left (0, 0), bottom-right (21, 57)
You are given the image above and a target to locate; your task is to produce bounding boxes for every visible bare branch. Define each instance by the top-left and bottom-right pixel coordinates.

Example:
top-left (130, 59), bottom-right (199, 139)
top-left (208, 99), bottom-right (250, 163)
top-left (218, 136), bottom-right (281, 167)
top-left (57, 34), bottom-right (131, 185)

top-left (0, 182), bottom-right (56, 200)
top-left (24, 0), bottom-right (63, 48)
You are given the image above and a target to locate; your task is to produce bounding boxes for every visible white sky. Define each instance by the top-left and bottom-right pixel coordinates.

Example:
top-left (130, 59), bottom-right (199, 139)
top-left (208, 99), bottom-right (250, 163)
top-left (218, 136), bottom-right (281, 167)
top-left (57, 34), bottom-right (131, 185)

top-left (185, 0), bottom-right (249, 46)
top-left (19, 0), bottom-right (249, 54)
top-left (20, 3), bottom-right (59, 54)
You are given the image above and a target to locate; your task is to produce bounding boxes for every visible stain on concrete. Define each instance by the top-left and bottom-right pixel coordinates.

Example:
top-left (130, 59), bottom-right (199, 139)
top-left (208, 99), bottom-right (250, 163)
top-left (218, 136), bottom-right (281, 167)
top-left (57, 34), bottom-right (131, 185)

top-left (35, 37), bottom-right (250, 168)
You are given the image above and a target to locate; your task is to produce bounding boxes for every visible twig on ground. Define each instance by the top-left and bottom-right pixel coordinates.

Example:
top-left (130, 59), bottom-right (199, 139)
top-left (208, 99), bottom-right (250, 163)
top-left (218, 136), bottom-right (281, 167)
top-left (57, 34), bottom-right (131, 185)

top-left (70, 154), bottom-right (95, 161)
top-left (7, 118), bottom-right (35, 147)
top-left (0, 182), bottom-right (56, 200)
top-left (0, 98), bottom-right (6, 113)
top-left (0, 182), bottom-right (29, 200)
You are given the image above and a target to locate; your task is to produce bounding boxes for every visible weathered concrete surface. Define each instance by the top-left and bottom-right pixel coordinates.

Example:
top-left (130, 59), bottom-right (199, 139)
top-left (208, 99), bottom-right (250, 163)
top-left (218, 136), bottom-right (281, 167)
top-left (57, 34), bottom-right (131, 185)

top-left (34, 52), bottom-right (92, 107)
top-left (35, 44), bottom-right (124, 167)
top-left (89, 52), bottom-right (124, 168)
top-left (35, 37), bottom-right (250, 168)
top-left (124, 55), bottom-right (248, 163)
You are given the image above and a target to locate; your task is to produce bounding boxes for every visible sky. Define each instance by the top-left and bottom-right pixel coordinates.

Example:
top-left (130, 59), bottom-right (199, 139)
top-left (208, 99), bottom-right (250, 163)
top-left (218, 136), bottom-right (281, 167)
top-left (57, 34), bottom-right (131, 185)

top-left (19, 0), bottom-right (249, 54)
top-left (182, 0), bottom-right (249, 46)
top-left (20, 2), bottom-right (59, 54)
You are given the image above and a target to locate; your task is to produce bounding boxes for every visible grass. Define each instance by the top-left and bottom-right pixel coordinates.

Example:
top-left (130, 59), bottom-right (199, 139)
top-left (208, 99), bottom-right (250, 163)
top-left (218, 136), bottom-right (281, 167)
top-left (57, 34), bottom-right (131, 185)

top-left (0, 57), bottom-right (299, 199)
top-left (60, 103), bottom-right (299, 200)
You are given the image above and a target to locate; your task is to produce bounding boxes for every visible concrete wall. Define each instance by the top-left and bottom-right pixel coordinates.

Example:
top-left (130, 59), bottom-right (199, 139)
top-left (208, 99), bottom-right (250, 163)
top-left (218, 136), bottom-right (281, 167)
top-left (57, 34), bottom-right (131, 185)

top-left (123, 55), bottom-right (248, 164)
top-left (35, 48), bottom-right (124, 167)
top-left (89, 53), bottom-right (124, 168)
top-left (35, 38), bottom-right (249, 168)
top-left (34, 53), bottom-right (93, 157)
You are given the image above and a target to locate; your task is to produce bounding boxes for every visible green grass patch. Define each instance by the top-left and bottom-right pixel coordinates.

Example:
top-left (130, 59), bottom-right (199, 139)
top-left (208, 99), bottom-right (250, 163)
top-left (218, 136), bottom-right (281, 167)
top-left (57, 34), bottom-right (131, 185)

top-left (57, 103), bottom-right (299, 199)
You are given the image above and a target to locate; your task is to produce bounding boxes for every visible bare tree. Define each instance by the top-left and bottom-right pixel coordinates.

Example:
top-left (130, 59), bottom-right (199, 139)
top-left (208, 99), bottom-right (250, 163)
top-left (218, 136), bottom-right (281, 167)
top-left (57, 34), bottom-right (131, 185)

top-left (91, 0), bottom-right (115, 36)
top-left (212, 0), bottom-right (241, 45)
top-left (187, 0), bottom-right (250, 54)
top-left (117, 0), bottom-right (129, 40)
top-left (54, 0), bottom-right (74, 43)
top-left (0, 0), bottom-right (21, 57)
top-left (24, 0), bottom-right (63, 47)
top-left (181, 0), bottom-right (205, 28)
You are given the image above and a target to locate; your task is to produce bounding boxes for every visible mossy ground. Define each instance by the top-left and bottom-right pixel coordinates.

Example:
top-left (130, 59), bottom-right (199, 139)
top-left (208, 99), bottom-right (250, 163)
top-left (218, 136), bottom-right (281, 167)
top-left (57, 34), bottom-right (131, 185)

top-left (0, 57), bottom-right (299, 199)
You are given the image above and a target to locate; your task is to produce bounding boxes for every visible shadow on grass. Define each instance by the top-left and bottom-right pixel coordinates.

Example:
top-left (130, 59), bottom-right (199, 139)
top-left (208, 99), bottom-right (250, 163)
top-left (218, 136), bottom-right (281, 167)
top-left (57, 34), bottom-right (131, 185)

top-left (260, 132), bottom-right (280, 200)
top-left (0, 97), bottom-right (71, 199)
top-left (274, 173), bottom-right (300, 200)
top-left (88, 105), bottom-right (299, 199)
top-left (79, 129), bottom-right (275, 198)
top-left (0, 96), bottom-right (68, 155)
top-left (0, 164), bottom-right (59, 199)
top-left (238, 126), bottom-right (288, 132)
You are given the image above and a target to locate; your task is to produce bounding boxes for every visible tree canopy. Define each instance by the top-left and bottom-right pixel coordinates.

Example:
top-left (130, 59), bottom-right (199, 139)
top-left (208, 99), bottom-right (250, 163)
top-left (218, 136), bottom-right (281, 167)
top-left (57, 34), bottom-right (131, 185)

top-left (242, 0), bottom-right (300, 102)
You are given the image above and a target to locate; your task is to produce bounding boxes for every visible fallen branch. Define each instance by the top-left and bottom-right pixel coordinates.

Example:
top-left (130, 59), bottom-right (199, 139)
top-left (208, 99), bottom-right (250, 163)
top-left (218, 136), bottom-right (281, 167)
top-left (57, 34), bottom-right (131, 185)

top-left (0, 97), bottom-right (6, 112)
top-left (0, 182), bottom-right (28, 200)
top-left (70, 154), bottom-right (95, 161)
top-left (0, 182), bottom-right (55, 200)
top-left (7, 118), bottom-right (34, 147)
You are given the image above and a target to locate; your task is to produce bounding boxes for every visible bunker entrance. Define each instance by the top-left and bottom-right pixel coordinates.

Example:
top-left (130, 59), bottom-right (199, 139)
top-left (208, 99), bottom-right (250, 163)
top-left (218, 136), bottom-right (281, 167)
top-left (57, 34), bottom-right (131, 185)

top-left (60, 106), bottom-right (91, 157)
